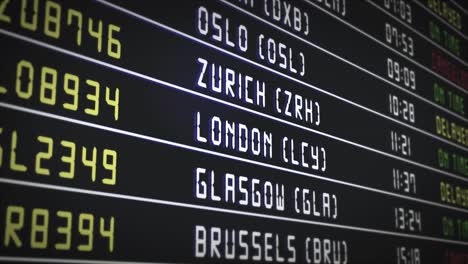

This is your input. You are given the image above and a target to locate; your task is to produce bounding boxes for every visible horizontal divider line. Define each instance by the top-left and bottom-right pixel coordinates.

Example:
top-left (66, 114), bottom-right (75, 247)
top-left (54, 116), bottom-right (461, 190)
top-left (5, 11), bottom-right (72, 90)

top-left (1, 177), bottom-right (468, 246)
top-left (367, 0), bottom-right (468, 66)
top-left (449, 0), bottom-right (468, 16)
top-left (217, 0), bottom-right (468, 122)
top-left (413, 0), bottom-right (468, 41)
top-left (1, 29), bottom-right (468, 191)
top-left (2, 101), bottom-right (468, 216)
top-left (92, 0), bottom-right (468, 149)
top-left (301, 0), bottom-right (468, 96)
top-left (1, 29), bottom-right (466, 180)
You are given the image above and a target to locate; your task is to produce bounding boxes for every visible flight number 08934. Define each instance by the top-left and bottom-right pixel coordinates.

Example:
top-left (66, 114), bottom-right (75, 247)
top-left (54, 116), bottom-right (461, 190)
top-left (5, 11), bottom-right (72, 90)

top-left (1, 59), bottom-right (120, 122)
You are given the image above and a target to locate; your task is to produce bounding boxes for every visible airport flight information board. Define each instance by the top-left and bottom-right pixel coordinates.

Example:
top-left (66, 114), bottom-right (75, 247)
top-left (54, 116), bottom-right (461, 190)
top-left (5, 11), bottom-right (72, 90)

top-left (0, 0), bottom-right (468, 263)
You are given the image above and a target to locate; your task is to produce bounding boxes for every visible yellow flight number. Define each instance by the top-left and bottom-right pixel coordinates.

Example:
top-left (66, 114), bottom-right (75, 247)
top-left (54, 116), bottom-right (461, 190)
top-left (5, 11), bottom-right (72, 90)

top-left (1, 127), bottom-right (118, 185)
top-left (0, 0), bottom-right (122, 59)
top-left (3, 59), bottom-right (120, 121)
top-left (3, 205), bottom-right (115, 252)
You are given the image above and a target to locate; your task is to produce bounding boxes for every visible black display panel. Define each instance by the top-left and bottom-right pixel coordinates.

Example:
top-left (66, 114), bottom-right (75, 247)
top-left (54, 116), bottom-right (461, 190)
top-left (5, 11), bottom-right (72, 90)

top-left (0, 0), bottom-right (468, 263)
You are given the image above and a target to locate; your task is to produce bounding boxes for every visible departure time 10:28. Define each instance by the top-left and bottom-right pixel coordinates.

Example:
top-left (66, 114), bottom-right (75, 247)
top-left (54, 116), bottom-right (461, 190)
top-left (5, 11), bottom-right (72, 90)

top-left (388, 94), bottom-right (415, 123)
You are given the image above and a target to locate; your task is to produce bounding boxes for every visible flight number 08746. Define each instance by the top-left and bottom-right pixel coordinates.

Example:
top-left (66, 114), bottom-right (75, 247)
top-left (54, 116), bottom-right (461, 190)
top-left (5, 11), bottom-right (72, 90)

top-left (0, 0), bottom-right (122, 59)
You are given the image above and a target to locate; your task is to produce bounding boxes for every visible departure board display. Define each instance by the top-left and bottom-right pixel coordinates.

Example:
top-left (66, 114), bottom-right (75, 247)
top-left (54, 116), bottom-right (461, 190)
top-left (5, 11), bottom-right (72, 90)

top-left (0, 0), bottom-right (468, 263)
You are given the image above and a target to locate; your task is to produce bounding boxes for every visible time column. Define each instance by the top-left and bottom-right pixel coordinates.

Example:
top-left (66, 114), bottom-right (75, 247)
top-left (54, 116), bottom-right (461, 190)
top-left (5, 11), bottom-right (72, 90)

top-left (381, 2), bottom-right (421, 264)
